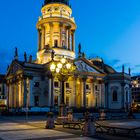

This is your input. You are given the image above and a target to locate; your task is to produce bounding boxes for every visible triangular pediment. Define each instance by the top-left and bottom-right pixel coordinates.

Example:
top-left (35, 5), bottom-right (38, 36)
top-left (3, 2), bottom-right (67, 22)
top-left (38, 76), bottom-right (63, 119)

top-left (7, 60), bottom-right (24, 76)
top-left (75, 59), bottom-right (103, 74)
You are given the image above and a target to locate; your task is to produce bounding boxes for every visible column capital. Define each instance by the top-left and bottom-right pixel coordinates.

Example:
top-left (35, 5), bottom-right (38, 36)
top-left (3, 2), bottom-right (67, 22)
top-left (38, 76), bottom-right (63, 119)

top-left (66, 25), bottom-right (71, 30)
top-left (82, 76), bottom-right (87, 82)
top-left (71, 30), bottom-right (75, 34)
top-left (49, 23), bottom-right (53, 27)
top-left (59, 22), bottom-right (63, 27)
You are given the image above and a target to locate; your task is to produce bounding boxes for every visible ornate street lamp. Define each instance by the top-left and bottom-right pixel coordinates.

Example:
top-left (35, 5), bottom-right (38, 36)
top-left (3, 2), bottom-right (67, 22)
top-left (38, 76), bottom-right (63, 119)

top-left (50, 51), bottom-right (76, 116)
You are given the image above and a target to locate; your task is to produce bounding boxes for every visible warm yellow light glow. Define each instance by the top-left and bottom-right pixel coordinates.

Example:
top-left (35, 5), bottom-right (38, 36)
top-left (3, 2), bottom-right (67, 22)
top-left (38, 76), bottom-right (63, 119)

top-left (61, 58), bottom-right (66, 64)
top-left (66, 63), bottom-right (71, 69)
top-left (50, 63), bottom-right (56, 71)
top-left (57, 63), bottom-right (62, 69)
top-left (56, 68), bottom-right (60, 73)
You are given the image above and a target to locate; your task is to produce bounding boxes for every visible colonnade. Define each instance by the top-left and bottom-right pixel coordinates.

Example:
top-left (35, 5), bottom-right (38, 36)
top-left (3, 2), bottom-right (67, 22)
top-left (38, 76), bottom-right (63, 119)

top-left (49, 75), bottom-right (105, 108)
top-left (38, 23), bottom-right (75, 52)
top-left (7, 78), bottom-right (30, 109)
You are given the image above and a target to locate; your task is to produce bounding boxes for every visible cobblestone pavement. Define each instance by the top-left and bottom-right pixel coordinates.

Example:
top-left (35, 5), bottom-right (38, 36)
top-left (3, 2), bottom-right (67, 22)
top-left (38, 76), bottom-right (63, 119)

top-left (0, 116), bottom-right (140, 140)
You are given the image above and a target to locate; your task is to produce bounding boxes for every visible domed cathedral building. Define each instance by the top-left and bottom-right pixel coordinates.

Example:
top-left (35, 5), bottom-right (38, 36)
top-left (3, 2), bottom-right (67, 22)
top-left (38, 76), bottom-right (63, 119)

top-left (6, 0), bottom-right (131, 111)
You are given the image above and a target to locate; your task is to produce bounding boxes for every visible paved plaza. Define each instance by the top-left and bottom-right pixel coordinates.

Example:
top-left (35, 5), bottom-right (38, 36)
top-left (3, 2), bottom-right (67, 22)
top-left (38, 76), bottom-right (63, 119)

top-left (0, 115), bottom-right (140, 140)
top-left (0, 116), bottom-right (98, 140)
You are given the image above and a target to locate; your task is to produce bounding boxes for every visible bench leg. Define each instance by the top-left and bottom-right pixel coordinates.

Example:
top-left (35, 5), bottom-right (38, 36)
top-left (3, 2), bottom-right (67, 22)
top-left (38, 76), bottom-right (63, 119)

top-left (128, 130), bottom-right (136, 137)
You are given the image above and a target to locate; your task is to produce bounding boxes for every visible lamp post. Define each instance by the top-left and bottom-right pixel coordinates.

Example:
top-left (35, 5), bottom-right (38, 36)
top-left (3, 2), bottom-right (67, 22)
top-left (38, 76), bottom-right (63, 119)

top-left (50, 51), bottom-right (76, 117)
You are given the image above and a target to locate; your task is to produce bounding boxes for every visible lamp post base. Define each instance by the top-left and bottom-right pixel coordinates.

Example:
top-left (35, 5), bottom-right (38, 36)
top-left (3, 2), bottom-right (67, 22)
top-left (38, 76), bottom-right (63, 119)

top-left (56, 104), bottom-right (68, 124)
top-left (59, 104), bottom-right (67, 117)
top-left (82, 112), bottom-right (96, 136)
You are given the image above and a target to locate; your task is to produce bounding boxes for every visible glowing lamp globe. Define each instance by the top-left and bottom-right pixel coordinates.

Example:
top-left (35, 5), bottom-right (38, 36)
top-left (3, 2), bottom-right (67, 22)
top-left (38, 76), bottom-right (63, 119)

top-left (61, 58), bottom-right (66, 64)
top-left (66, 63), bottom-right (71, 69)
top-left (50, 63), bottom-right (56, 72)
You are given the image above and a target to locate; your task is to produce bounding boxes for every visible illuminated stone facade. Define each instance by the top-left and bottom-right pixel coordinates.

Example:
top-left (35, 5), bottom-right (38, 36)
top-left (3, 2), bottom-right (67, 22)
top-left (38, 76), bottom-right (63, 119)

top-left (5, 0), bottom-right (132, 111)
top-left (131, 76), bottom-right (140, 104)
top-left (0, 74), bottom-right (6, 105)
top-left (36, 1), bottom-right (76, 64)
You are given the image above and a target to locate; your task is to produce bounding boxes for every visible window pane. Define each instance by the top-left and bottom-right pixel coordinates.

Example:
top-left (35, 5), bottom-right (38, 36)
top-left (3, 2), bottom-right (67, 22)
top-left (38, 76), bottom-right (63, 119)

top-left (34, 96), bottom-right (39, 106)
top-left (113, 90), bottom-right (117, 101)
top-left (54, 82), bottom-right (59, 87)
top-left (66, 83), bottom-right (69, 88)
top-left (34, 82), bottom-right (40, 87)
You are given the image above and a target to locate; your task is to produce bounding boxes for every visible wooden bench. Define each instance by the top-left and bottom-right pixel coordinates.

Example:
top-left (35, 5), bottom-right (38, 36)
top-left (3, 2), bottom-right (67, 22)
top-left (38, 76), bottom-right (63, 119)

top-left (95, 121), bottom-right (140, 137)
top-left (63, 121), bottom-right (81, 129)
top-left (55, 116), bottom-right (68, 125)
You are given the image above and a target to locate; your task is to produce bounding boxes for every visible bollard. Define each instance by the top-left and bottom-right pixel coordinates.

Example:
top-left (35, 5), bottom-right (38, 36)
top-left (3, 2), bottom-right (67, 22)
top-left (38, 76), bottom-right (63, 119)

top-left (45, 112), bottom-right (55, 129)
top-left (67, 111), bottom-right (73, 122)
top-left (82, 112), bottom-right (96, 136)
top-left (99, 109), bottom-right (106, 120)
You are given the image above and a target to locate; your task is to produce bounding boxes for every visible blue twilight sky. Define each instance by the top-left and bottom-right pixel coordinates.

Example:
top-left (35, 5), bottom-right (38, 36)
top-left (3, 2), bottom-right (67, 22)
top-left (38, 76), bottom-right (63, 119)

top-left (0, 0), bottom-right (140, 75)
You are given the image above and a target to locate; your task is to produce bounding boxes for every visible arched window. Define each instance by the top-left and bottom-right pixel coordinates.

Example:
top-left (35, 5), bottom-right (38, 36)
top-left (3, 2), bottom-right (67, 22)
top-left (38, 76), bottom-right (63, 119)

top-left (112, 90), bottom-right (118, 102)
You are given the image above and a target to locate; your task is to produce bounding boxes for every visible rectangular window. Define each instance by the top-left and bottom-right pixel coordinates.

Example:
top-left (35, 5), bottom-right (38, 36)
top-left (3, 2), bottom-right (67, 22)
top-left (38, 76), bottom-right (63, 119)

top-left (112, 90), bottom-right (118, 102)
top-left (86, 84), bottom-right (90, 90)
top-left (54, 81), bottom-right (59, 87)
top-left (54, 40), bottom-right (58, 47)
top-left (34, 96), bottom-right (39, 106)
top-left (66, 83), bottom-right (70, 88)
top-left (95, 85), bottom-right (98, 91)
top-left (34, 82), bottom-right (40, 87)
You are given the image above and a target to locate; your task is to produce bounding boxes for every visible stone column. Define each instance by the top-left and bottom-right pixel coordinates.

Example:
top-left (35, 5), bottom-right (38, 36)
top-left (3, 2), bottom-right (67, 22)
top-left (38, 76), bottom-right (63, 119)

top-left (38, 29), bottom-right (41, 51)
top-left (82, 77), bottom-right (87, 109)
top-left (21, 80), bottom-right (24, 107)
top-left (73, 76), bottom-right (78, 107)
top-left (7, 83), bottom-right (10, 109)
top-left (9, 83), bottom-right (12, 108)
top-left (20, 81), bottom-right (23, 107)
top-left (41, 26), bottom-right (45, 49)
top-left (71, 30), bottom-right (75, 52)
top-left (59, 23), bottom-right (63, 47)
top-left (98, 80), bottom-right (103, 108)
top-left (18, 81), bottom-right (22, 108)
top-left (121, 82), bottom-right (125, 109)
top-left (16, 82), bottom-right (19, 108)
top-left (12, 83), bottom-right (15, 108)
top-left (26, 78), bottom-right (30, 109)
top-left (67, 27), bottom-right (71, 50)
top-left (23, 79), bottom-right (27, 107)
top-left (49, 23), bottom-right (53, 47)
top-left (48, 77), bottom-right (54, 107)
top-left (101, 83), bottom-right (105, 108)
top-left (105, 83), bottom-right (108, 109)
